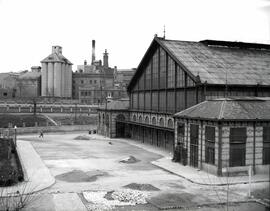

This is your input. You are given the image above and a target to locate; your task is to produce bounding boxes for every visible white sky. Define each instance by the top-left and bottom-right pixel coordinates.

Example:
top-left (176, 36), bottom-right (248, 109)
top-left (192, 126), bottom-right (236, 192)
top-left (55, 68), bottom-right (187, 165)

top-left (0, 0), bottom-right (269, 72)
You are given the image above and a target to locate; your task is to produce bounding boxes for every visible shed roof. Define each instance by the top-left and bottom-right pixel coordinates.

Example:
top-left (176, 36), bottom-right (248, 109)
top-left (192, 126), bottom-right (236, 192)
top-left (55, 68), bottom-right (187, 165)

top-left (158, 39), bottom-right (270, 85)
top-left (174, 97), bottom-right (270, 121)
top-left (127, 37), bottom-right (270, 91)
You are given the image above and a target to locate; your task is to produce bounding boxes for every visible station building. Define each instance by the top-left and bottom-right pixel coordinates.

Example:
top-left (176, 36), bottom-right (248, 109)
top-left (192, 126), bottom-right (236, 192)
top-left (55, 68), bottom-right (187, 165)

top-left (98, 36), bottom-right (270, 175)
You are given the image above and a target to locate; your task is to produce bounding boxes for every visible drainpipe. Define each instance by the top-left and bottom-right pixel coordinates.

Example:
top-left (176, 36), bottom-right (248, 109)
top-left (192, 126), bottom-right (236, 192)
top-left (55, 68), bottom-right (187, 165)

top-left (217, 121), bottom-right (222, 176)
top-left (186, 118), bottom-right (189, 165)
top-left (200, 120), bottom-right (203, 170)
top-left (253, 121), bottom-right (256, 174)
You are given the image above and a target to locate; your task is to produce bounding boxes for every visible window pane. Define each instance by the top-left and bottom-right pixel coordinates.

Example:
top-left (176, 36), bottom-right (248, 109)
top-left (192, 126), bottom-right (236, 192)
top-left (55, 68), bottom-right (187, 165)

top-left (132, 93), bottom-right (138, 109)
top-left (230, 127), bottom-right (246, 143)
top-left (230, 127), bottom-right (246, 167)
top-left (176, 65), bottom-right (184, 88)
top-left (139, 93), bottom-right (144, 110)
top-left (145, 92), bottom-right (151, 110)
top-left (167, 56), bottom-right (175, 88)
top-left (205, 126), bottom-right (215, 142)
top-left (152, 48), bottom-right (159, 89)
top-left (263, 127), bottom-right (270, 164)
top-left (205, 126), bottom-right (215, 164)
top-left (160, 48), bottom-right (166, 89)
top-left (145, 63), bottom-right (151, 90)
top-left (167, 91), bottom-right (175, 113)
top-left (152, 91), bottom-right (158, 111)
top-left (159, 91), bottom-right (166, 112)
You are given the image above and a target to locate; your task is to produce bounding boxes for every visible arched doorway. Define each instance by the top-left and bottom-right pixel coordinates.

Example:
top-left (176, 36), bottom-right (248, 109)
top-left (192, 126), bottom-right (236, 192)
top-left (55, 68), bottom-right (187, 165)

top-left (116, 114), bottom-right (125, 137)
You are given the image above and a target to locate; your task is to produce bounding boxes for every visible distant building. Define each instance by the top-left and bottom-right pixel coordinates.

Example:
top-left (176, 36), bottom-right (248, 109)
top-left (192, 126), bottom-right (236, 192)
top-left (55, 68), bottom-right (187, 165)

top-left (16, 66), bottom-right (41, 98)
top-left (0, 72), bottom-right (21, 99)
top-left (114, 68), bottom-right (136, 88)
top-left (1, 42), bottom-right (134, 103)
top-left (98, 36), bottom-right (270, 175)
top-left (41, 46), bottom-right (72, 98)
top-left (73, 40), bottom-right (134, 104)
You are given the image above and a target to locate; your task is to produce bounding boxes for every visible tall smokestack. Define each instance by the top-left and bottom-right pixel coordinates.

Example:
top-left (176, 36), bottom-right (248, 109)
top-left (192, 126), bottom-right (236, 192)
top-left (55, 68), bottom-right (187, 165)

top-left (91, 40), bottom-right (96, 65)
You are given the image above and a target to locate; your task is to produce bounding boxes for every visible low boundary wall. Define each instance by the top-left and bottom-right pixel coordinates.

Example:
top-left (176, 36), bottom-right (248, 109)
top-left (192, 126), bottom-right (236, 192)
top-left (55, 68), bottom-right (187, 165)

top-left (0, 125), bottom-right (97, 136)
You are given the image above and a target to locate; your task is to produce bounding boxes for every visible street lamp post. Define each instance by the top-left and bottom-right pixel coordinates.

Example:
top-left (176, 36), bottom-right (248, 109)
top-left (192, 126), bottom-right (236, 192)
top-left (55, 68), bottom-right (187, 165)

top-left (14, 125), bottom-right (17, 147)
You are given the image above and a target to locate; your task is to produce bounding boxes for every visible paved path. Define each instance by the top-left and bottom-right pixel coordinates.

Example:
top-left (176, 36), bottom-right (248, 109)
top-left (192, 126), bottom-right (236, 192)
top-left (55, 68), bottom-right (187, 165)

top-left (1, 140), bottom-right (55, 196)
top-left (53, 193), bottom-right (87, 211)
top-left (114, 136), bottom-right (270, 186)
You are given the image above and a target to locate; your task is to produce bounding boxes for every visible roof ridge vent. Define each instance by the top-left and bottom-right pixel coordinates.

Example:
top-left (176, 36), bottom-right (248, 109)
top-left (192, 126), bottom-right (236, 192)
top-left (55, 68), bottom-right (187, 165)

top-left (200, 40), bottom-right (270, 50)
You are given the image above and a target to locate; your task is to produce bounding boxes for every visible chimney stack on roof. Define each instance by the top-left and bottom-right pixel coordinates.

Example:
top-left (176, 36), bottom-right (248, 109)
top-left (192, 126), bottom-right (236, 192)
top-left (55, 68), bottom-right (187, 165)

top-left (91, 40), bottom-right (96, 65)
top-left (52, 46), bottom-right (62, 54)
top-left (103, 49), bottom-right (109, 68)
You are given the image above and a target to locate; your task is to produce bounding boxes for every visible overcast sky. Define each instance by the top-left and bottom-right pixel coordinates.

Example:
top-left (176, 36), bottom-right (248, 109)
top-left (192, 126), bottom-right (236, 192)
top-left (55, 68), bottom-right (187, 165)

top-left (0, 0), bottom-right (269, 73)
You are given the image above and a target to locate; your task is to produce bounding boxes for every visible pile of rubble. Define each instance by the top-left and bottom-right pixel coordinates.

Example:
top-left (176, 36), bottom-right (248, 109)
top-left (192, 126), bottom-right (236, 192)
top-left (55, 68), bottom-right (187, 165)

top-left (83, 189), bottom-right (147, 210)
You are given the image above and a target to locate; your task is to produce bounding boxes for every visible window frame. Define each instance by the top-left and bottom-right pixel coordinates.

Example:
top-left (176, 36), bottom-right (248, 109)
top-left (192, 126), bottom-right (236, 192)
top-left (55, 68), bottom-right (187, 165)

top-left (205, 126), bottom-right (215, 165)
top-left (229, 127), bottom-right (246, 167)
top-left (263, 127), bottom-right (270, 165)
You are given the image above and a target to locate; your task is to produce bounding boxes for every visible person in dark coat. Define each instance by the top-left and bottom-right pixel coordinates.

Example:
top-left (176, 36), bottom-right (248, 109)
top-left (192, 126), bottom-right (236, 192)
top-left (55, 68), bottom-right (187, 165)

top-left (39, 130), bottom-right (44, 138)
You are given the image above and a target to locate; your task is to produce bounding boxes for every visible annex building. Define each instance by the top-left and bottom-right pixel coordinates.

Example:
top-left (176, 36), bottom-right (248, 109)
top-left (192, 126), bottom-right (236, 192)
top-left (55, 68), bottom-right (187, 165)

top-left (98, 36), bottom-right (270, 176)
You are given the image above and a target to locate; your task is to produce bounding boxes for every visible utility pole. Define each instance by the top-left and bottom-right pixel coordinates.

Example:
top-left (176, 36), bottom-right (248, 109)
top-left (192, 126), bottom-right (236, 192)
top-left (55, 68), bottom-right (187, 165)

top-left (33, 98), bottom-right (37, 116)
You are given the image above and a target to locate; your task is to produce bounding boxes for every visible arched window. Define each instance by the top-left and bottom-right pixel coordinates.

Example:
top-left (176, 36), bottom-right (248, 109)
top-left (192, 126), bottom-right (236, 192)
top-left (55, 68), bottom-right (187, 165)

top-left (159, 118), bottom-right (165, 127)
top-left (132, 115), bottom-right (137, 122)
top-left (145, 116), bottom-right (149, 124)
top-left (102, 113), bottom-right (105, 123)
top-left (152, 117), bottom-right (157, 125)
top-left (168, 119), bottom-right (174, 128)
top-left (139, 115), bottom-right (143, 123)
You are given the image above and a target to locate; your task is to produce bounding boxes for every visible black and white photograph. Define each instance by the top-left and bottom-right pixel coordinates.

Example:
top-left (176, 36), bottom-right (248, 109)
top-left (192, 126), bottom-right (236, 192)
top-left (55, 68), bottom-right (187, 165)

top-left (0, 0), bottom-right (270, 210)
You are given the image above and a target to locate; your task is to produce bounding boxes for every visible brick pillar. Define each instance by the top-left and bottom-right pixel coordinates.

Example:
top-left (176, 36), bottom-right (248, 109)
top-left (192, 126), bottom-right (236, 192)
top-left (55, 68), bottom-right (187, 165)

top-left (246, 126), bottom-right (254, 168)
top-left (255, 126), bottom-right (263, 170)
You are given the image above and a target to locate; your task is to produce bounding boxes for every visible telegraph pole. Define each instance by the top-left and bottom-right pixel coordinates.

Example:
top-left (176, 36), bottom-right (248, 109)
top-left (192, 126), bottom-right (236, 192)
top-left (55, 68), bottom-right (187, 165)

top-left (33, 98), bottom-right (37, 116)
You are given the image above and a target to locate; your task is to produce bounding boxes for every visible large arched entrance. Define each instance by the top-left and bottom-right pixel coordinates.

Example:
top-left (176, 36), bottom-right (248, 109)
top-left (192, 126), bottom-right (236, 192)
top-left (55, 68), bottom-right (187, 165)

top-left (115, 114), bottom-right (125, 137)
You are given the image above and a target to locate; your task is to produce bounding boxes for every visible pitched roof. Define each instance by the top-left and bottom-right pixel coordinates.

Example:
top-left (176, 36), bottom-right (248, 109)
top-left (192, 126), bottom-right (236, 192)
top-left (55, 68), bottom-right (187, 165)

top-left (41, 53), bottom-right (72, 65)
top-left (127, 37), bottom-right (270, 91)
top-left (158, 39), bottom-right (270, 85)
top-left (98, 99), bottom-right (129, 111)
top-left (174, 97), bottom-right (270, 121)
top-left (18, 71), bottom-right (41, 79)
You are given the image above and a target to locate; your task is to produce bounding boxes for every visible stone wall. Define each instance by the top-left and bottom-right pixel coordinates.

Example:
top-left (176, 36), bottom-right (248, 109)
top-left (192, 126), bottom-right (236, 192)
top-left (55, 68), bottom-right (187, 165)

top-left (1, 125), bottom-right (96, 136)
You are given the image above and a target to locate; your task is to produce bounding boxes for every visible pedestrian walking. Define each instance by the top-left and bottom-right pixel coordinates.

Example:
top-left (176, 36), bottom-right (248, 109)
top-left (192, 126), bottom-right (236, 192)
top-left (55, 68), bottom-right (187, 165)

top-left (39, 130), bottom-right (44, 138)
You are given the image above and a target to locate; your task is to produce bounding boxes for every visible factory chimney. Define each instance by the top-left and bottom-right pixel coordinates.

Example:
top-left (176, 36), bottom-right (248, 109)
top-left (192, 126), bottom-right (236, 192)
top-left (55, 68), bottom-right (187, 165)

top-left (91, 40), bottom-right (96, 65)
top-left (103, 49), bottom-right (109, 68)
